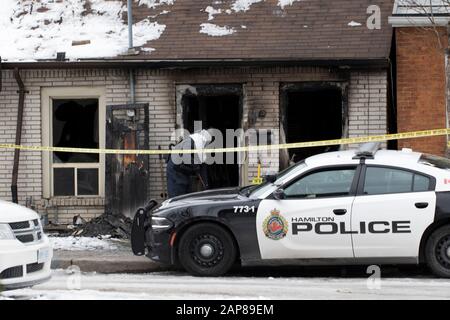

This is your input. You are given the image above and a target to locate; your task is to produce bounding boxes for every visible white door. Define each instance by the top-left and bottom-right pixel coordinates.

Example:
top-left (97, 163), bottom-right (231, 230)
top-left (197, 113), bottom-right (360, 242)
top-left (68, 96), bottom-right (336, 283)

top-left (351, 166), bottom-right (436, 258)
top-left (257, 166), bottom-right (358, 260)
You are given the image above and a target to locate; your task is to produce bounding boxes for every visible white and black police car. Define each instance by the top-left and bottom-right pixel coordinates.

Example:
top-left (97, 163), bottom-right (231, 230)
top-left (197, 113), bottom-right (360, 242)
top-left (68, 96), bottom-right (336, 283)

top-left (131, 143), bottom-right (450, 277)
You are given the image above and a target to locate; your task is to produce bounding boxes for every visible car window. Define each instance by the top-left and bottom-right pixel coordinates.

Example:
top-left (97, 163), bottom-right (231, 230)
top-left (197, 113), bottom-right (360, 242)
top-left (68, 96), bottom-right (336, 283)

top-left (363, 167), bottom-right (431, 195)
top-left (248, 161), bottom-right (307, 198)
top-left (283, 168), bottom-right (356, 199)
top-left (419, 153), bottom-right (450, 170)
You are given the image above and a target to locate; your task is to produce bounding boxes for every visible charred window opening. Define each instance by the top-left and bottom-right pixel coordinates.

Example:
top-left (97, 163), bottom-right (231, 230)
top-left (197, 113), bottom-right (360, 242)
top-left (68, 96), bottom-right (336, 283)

top-left (180, 85), bottom-right (243, 190)
top-left (52, 99), bottom-right (99, 197)
top-left (280, 83), bottom-right (347, 168)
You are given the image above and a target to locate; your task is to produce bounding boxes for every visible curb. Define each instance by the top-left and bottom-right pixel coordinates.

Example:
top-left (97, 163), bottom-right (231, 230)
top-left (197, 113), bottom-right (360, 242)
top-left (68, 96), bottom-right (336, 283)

top-left (51, 251), bottom-right (171, 274)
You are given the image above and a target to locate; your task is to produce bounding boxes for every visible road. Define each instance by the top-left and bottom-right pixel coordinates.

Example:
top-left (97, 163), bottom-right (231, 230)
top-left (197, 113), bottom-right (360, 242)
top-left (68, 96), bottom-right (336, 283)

top-left (2, 267), bottom-right (450, 300)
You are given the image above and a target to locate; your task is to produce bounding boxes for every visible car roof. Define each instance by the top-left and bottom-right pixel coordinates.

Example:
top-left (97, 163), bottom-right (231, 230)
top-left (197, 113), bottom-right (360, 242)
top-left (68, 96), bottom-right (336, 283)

top-left (304, 148), bottom-right (423, 167)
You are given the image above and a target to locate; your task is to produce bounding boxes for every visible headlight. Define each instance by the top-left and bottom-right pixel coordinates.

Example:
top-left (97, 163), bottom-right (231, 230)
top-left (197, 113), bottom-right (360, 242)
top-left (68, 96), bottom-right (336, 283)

top-left (151, 216), bottom-right (173, 231)
top-left (0, 224), bottom-right (15, 240)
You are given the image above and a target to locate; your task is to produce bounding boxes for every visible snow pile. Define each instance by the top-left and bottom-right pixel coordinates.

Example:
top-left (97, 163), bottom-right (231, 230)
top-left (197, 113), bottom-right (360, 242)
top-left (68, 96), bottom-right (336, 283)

top-left (200, 23), bottom-right (236, 36)
top-left (0, 0), bottom-right (166, 61)
top-left (50, 236), bottom-right (118, 251)
top-left (348, 21), bottom-right (362, 27)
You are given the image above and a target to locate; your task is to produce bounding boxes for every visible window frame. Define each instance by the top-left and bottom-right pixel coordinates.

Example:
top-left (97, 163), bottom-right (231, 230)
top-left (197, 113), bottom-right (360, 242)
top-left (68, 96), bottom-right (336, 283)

top-left (41, 87), bottom-right (106, 198)
top-left (356, 164), bottom-right (436, 197)
top-left (267, 164), bottom-right (361, 200)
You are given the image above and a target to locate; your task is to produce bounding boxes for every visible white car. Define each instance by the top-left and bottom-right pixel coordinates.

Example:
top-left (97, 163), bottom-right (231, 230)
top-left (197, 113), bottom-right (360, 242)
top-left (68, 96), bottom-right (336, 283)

top-left (0, 201), bottom-right (53, 289)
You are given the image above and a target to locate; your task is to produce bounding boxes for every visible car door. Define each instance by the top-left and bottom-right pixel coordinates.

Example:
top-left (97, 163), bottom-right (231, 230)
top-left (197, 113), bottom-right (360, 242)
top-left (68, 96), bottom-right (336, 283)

top-left (351, 165), bottom-right (436, 259)
top-left (256, 165), bottom-right (359, 260)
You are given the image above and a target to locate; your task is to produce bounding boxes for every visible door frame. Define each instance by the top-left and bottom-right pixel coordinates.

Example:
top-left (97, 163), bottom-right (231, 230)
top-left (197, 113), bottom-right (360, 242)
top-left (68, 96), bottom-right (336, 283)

top-left (175, 84), bottom-right (245, 186)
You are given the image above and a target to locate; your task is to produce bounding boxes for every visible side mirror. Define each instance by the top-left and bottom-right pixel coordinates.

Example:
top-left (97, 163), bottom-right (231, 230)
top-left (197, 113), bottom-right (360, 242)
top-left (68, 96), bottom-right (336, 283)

top-left (273, 188), bottom-right (286, 200)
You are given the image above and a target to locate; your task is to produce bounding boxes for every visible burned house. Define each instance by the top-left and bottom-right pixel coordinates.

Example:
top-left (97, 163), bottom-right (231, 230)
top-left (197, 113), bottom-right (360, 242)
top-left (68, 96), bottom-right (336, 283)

top-left (0, 0), bottom-right (394, 223)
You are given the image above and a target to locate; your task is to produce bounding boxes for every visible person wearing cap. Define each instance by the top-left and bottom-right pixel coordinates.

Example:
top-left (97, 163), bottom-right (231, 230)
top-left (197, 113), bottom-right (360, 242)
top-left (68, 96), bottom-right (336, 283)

top-left (166, 129), bottom-right (212, 198)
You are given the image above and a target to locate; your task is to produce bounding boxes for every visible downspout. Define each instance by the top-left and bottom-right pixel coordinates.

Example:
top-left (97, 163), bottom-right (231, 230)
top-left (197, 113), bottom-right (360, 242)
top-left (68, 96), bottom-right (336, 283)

top-left (11, 68), bottom-right (26, 204)
top-left (127, 0), bottom-right (136, 104)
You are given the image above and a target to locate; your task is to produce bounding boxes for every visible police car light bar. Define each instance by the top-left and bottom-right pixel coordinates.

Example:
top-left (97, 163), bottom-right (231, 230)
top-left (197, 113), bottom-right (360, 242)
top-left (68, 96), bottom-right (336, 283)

top-left (353, 142), bottom-right (381, 159)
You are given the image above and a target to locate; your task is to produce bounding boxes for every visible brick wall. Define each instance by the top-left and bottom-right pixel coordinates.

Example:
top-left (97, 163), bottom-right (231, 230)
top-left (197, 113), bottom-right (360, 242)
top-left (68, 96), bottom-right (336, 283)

top-left (396, 27), bottom-right (449, 156)
top-left (0, 66), bottom-right (388, 222)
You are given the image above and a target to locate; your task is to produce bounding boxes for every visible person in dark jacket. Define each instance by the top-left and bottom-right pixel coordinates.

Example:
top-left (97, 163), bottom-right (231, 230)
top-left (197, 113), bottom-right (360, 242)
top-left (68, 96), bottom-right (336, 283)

top-left (166, 129), bottom-right (212, 198)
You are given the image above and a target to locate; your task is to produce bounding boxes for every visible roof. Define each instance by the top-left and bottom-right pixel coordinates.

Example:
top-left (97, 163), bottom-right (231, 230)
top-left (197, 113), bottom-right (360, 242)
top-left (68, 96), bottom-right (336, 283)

top-left (390, 0), bottom-right (450, 27)
top-left (0, 0), bottom-right (394, 65)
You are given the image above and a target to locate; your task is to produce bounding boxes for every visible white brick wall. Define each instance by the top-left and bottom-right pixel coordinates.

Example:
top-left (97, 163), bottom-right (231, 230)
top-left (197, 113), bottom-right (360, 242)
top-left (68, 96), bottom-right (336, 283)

top-left (0, 67), bottom-right (388, 222)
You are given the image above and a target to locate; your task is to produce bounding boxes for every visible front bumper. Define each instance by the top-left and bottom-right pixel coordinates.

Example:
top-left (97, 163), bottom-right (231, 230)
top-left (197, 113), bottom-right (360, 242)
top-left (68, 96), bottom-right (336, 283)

top-left (0, 235), bottom-right (53, 290)
top-left (145, 228), bottom-right (174, 265)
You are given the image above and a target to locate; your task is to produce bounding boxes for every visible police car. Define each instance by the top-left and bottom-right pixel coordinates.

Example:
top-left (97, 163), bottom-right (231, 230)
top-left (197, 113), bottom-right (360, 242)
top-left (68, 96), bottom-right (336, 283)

top-left (131, 143), bottom-right (450, 277)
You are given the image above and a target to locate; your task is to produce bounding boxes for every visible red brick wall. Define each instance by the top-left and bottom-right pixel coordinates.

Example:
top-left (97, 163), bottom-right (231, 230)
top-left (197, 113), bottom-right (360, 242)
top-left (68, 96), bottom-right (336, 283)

top-left (396, 27), bottom-right (448, 156)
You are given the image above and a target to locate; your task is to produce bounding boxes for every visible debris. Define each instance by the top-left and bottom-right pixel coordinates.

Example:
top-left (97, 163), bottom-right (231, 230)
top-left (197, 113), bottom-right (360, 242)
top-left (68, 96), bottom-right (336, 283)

top-left (72, 214), bottom-right (133, 239)
top-left (73, 214), bottom-right (87, 226)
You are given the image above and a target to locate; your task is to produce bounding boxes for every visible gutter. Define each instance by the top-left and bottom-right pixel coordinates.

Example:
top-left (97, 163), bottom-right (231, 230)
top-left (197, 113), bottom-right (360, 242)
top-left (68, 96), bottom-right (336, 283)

top-left (11, 68), bottom-right (27, 204)
top-left (0, 58), bottom-right (391, 70)
top-left (389, 15), bottom-right (450, 27)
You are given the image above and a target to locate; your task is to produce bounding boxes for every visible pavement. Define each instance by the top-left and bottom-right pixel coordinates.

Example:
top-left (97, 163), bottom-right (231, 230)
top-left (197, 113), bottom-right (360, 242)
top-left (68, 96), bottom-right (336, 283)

top-left (50, 238), bottom-right (168, 273)
top-left (3, 268), bottom-right (450, 300)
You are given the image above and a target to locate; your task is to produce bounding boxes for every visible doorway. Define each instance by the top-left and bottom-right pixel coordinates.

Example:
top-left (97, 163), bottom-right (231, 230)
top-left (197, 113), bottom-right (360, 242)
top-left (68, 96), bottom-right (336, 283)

top-left (280, 82), bottom-right (347, 168)
top-left (179, 85), bottom-right (243, 190)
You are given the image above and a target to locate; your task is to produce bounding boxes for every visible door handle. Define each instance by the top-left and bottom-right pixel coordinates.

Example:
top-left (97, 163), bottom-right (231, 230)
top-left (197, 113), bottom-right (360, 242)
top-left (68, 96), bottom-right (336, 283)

top-left (415, 202), bottom-right (429, 209)
top-left (333, 209), bottom-right (347, 215)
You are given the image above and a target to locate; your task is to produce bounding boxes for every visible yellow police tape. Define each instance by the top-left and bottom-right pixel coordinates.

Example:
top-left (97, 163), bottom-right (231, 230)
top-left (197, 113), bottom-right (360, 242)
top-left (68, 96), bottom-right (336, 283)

top-left (0, 128), bottom-right (449, 155)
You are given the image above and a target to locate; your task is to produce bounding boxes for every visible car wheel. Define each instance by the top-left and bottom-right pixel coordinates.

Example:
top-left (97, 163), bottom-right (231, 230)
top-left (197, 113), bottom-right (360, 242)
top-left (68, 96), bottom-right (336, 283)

top-left (178, 223), bottom-right (237, 277)
top-left (425, 225), bottom-right (450, 278)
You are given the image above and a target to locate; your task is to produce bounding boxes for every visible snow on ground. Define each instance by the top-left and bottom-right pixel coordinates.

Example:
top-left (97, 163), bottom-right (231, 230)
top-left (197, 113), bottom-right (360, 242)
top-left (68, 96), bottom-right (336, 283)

top-left (0, 0), bottom-right (165, 61)
top-left (2, 269), bottom-right (450, 300)
top-left (49, 236), bottom-right (118, 251)
top-left (200, 23), bottom-right (236, 36)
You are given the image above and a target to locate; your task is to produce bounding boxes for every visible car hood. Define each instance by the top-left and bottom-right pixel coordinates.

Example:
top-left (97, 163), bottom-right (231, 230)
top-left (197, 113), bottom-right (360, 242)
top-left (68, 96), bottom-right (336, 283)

top-left (0, 200), bottom-right (39, 223)
top-left (155, 188), bottom-right (244, 212)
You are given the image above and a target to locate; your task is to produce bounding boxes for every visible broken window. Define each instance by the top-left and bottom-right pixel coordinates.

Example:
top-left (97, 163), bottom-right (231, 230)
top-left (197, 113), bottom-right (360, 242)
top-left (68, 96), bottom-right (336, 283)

top-left (52, 99), bottom-right (100, 196)
top-left (280, 83), bottom-right (347, 168)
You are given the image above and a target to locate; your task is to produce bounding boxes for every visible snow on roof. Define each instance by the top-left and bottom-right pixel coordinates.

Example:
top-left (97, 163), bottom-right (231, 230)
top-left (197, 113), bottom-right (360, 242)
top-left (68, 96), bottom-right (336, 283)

top-left (200, 22), bottom-right (235, 36)
top-left (137, 0), bottom-right (175, 9)
top-left (0, 0), bottom-right (166, 62)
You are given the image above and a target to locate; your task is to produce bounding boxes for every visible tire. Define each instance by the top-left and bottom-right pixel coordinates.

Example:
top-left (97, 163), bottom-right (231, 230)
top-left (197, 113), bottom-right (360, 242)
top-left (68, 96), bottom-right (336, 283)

top-left (425, 225), bottom-right (450, 278)
top-left (178, 223), bottom-right (237, 277)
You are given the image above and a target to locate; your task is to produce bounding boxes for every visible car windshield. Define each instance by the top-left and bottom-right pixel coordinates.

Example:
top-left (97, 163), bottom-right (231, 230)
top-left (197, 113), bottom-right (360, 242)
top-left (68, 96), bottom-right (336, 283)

top-left (245, 161), bottom-right (307, 198)
top-left (419, 153), bottom-right (450, 170)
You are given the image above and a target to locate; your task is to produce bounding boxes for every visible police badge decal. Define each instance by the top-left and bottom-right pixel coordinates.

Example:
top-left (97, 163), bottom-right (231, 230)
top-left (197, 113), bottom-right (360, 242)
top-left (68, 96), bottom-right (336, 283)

top-left (263, 209), bottom-right (288, 240)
